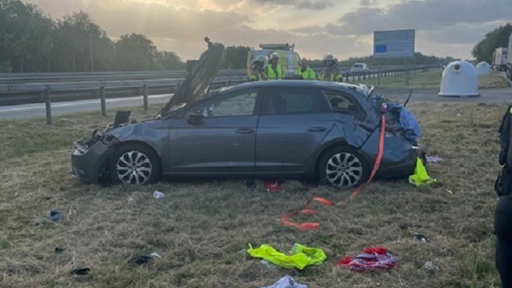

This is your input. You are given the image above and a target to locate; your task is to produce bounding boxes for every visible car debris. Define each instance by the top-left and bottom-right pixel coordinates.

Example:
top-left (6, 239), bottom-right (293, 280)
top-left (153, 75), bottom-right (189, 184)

top-left (261, 275), bottom-right (307, 288)
top-left (161, 37), bottom-right (225, 115)
top-left (70, 267), bottom-right (91, 276)
top-left (55, 247), bottom-right (66, 254)
top-left (49, 209), bottom-right (63, 222)
top-left (153, 190), bottom-right (165, 200)
top-left (128, 252), bottom-right (162, 265)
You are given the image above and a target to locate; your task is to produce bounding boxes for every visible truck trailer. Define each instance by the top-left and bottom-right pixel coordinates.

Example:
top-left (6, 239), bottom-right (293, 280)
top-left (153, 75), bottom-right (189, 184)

top-left (494, 47), bottom-right (508, 72)
top-left (507, 35), bottom-right (512, 80)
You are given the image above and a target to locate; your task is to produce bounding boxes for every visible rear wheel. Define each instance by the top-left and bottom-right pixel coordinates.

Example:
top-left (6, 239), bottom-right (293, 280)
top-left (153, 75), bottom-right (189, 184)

top-left (110, 144), bottom-right (161, 185)
top-left (317, 147), bottom-right (370, 189)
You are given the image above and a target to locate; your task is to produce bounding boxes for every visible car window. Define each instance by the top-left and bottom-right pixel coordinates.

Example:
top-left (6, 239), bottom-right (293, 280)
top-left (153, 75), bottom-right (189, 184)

top-left (323, 89), bottom-right (364, 116)
top-left (263, 88), bottom-right (329, 115)
top-left (191, 90), bottom-right (258, 117)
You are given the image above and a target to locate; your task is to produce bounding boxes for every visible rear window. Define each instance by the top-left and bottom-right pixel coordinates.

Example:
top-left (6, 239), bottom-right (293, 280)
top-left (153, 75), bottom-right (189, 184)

top-left (263, 88), bottom-right (329, 115)
top-left (322, 89), bottom-right (365, 118)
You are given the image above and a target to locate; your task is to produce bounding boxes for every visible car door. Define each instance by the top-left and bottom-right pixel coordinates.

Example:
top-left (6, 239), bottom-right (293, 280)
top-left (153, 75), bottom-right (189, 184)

top-left (167, 88), bottom-right (260, 174)
top-left (255, 86), bottom-right (334, 173)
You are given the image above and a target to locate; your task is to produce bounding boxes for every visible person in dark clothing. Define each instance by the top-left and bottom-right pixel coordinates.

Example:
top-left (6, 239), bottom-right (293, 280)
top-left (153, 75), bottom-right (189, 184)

top-left (495, 106), bottom-right (512, 288)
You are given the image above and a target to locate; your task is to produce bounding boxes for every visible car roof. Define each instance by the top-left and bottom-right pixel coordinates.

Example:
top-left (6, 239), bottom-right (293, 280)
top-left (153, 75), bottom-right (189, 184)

top-left (226, 80), bottom-right (373, 97)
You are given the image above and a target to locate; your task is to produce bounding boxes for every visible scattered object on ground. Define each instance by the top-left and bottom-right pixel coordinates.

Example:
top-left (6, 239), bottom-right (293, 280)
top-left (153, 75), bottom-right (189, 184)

top-left (55, 247), bottom-right (65, 254)
top-left (70, 267), bottom-right (90, 275)
top-left (153, 190), bottom-right (165, 200)
top-left (245, 179), bottom-right (256, 189)
top-left (426, 156), bottom-right (442, 164)
top-left (338, 246), bottom-right (397, 273)
top-left (260, 260), bottom-right (277, 269)
top-left (409, 157), bottom-right (437, 187)
top-left (410, 233), bottom-right (428, 243)
top-left (49, 209), bottom-right (63, 222)
top-left (446, 189), bottom-right (453, 195)
top-left (264, 180), bottom-right (281, 193)
top-left (261, 275), bottom-right (307, 288)
top-left (128, 252), bottom-right (162, 265)
top-left (247, 243), bottom-right (326, 270)
top-left (128, 196), bottom-right (134, 203)
top-left (424, 261), bottom-right (435, 271)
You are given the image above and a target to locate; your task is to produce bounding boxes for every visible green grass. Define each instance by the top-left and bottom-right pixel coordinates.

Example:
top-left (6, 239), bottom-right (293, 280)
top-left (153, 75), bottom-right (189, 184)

top-left (353, 69), bottom-right (511, 89)
top-left (0, 102), bottom-right (506, 287)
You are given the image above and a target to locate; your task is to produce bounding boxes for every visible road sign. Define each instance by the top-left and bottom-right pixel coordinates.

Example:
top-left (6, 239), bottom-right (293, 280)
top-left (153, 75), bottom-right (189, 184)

top-left (374, 29), bottom-right (415, 58)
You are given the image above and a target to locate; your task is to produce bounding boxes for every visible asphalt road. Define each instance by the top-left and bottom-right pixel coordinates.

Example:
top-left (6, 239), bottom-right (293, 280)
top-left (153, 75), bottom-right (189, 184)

top-left (1, 86), bottom-right (511, 121)
top-left (0, 94), bottom-right (172, 121)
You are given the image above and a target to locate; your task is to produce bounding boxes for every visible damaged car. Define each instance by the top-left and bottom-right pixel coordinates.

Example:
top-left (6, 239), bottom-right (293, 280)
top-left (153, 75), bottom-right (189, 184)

top-left (72, 80), bottom-right (419, 189)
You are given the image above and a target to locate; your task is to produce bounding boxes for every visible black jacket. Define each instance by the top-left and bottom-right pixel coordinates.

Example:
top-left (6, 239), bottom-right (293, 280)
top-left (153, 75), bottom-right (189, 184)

top-left (496, 105), bottom-right (512, 197)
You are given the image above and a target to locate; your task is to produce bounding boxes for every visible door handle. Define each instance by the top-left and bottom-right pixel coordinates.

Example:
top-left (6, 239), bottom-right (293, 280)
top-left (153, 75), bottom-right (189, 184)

top-left (236, 128), bottom-right (255, 134)
top-left (308, 127), bottom-right (327, 132)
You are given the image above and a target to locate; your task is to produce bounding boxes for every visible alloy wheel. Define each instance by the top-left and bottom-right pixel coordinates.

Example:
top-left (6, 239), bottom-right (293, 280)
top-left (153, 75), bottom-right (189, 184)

top-left (325, 152), bottom-right (363, 189)
top-left (115, 151), bottom-right (153, 184)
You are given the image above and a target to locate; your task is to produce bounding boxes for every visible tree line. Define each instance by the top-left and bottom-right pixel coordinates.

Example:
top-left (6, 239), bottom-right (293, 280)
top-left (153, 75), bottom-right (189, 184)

top-left (472, 23), bottom-right (512, 64)
top-left (1, 0), bottom-right (478, 74)
top-left (0, 0), bottom-right (189, 73)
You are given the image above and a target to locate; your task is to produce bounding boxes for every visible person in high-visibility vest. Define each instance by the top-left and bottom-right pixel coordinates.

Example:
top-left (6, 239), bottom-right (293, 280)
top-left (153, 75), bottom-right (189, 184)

top-left (266, 53), bottom-right (283, 80)
top-left (248, 55), bottom-right (268, 81)
top-left (295, 58), bottom-right (316, 80)
top-left (318, 53), bottom-right (342, 82)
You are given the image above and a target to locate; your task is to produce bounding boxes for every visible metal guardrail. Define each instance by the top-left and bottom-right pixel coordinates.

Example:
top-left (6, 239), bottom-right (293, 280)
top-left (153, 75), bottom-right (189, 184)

top-left (0, 65), bottom-right (439, 124)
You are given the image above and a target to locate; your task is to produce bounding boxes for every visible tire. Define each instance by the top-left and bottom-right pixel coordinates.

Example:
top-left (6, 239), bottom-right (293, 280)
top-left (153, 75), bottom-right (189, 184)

top-left (109, 144), bottom-right (161, 185)
top-left (317, 146), bottom-right (370, 189)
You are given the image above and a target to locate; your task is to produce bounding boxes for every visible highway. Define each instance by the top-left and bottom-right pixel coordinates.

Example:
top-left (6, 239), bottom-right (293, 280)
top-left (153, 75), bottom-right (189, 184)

top-left (0, 94), bottom-right (172, 121)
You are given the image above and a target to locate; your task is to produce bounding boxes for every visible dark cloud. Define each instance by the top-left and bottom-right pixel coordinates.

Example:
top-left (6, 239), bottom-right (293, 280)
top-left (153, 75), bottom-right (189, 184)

top-left (360, 0), bottom-right (377, 6)
top-left (339, 0), bottom-right (512, 34)
top-left (250, 0), bottom-right (333, 10)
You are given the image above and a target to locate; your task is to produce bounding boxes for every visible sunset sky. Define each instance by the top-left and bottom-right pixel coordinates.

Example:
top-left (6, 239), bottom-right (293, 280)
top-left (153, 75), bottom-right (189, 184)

top-left (22, 0), bottom-right (512, 61)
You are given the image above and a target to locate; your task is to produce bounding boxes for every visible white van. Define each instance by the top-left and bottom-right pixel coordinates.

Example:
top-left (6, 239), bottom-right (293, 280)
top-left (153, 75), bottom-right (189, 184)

top-left (350, 63), bottom-right (369, 72)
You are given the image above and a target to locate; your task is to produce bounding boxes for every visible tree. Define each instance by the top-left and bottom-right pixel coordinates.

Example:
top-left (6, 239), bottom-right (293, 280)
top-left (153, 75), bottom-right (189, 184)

top-left (221, 46), bottom-right (250, 69)
top-left (154, 51), bottom-right (185, 70)
top-left (115, 34), bottom-right (158, 71)
top-left (472, 23), bottom-right (512, 63)
top-left (52, 11), bottom-right (114, 72)
top-left (0, 0), bottom-right (54, 72)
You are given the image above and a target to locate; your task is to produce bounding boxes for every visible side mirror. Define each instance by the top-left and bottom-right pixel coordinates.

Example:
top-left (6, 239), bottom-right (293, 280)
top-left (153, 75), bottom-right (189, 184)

top-left (187, 112), bottom-right (204, 126)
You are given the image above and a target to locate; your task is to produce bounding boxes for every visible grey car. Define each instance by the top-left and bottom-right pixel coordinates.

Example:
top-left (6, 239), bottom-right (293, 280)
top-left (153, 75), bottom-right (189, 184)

top-left (72, 80), bottom-right (418, 189)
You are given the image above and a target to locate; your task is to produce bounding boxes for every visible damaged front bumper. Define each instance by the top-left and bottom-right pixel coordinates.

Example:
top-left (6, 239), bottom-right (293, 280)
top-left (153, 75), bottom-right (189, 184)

top-left (71, 136), bottom-right (116, 184)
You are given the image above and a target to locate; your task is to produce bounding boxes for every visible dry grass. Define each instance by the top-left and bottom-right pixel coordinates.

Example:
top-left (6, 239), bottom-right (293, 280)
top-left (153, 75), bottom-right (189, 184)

top-left (0, 102), bottom-right (505, 288)
top-left (357, 69), bottom-right (510, 90)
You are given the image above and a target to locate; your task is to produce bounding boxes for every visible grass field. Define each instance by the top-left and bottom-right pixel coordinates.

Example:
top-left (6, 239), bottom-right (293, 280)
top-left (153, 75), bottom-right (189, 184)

top-left (0, 102), bottom-right (505, 288)
top-left (355, 69), bottom-right (511, 89)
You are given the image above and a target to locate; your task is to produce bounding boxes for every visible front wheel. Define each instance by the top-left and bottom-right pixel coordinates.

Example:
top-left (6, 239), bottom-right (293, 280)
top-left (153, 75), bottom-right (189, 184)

top-left (109, 144), bottom-right (161, 185)
top-left (317, 147), bottom-right (370, 189)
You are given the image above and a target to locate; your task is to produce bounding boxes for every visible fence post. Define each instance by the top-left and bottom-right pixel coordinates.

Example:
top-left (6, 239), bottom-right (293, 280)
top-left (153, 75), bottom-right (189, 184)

top-left (100, 86), bottom-right (106, 116)
top-left (44, 86), bottom-right (52, 125)
top-left (143, 84), bottom-right (148, 111)
top-left (377, 70), bottom-right (381, 85)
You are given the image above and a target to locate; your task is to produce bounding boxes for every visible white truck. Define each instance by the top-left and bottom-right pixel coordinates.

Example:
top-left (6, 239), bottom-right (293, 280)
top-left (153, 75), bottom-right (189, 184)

top-left (507, 34), bottom-right (512, 80)
top-left (494, 47), bottom-right (508, 72)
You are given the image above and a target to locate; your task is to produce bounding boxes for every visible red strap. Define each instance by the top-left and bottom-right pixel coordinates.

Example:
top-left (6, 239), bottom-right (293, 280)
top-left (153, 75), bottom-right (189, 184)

top-left (281, 115), bottom-right (386, 230)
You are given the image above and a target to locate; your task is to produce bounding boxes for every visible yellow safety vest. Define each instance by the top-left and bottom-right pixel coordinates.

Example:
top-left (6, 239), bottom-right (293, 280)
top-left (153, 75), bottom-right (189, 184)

top-left (267, 64), bottom-right (283, 80)
top-left (319, 67), bottom-right (342, 82)
top-left (296, 67), bottom-right (316, 80)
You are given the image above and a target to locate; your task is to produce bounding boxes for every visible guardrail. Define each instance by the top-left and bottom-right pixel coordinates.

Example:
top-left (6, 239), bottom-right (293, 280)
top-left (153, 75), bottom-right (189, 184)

top-left (0, 65), bottom-right (439, 124)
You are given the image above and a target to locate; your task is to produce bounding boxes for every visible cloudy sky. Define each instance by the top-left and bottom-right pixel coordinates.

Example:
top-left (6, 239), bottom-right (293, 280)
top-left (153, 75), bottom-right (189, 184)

top-left (22, 0), bottom-right (512, 61)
